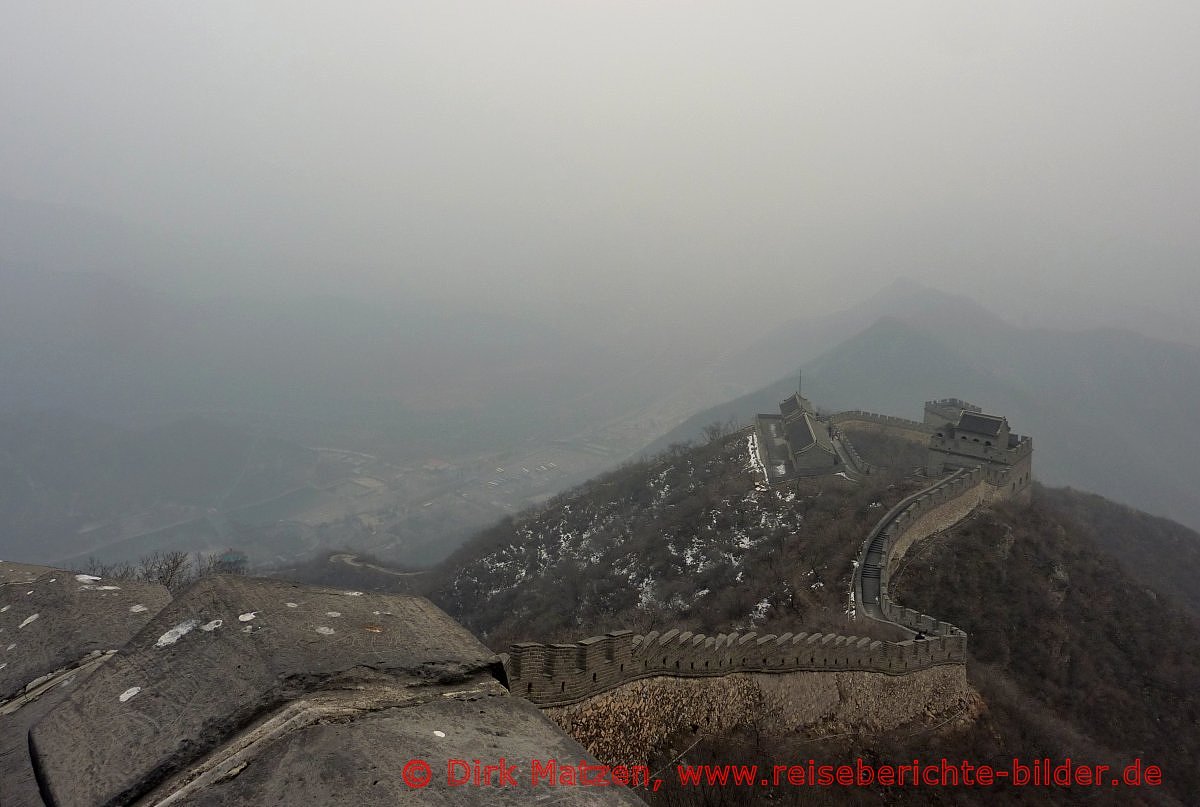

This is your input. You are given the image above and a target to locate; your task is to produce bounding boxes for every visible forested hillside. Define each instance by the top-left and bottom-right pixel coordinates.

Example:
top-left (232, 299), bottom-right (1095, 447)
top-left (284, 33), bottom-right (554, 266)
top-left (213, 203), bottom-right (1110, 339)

top-left (889, 493), bottom-right (1200, 804)
top-left (431, 426), bottom-right (1200, 805)
top-left (644, 311), bottom-right (1200, 535)
top-left (429, 432), bottom-right (920, 646)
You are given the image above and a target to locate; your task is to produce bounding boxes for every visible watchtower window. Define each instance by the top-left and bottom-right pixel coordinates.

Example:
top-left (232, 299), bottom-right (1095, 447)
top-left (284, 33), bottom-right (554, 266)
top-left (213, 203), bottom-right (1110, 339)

top-left (985, 441), bottom-right (992, 446)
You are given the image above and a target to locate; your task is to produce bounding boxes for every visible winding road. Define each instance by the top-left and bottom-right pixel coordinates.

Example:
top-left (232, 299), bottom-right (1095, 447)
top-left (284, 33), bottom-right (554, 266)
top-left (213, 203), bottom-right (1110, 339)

top-left (328, 553), bottom-right (427, 578)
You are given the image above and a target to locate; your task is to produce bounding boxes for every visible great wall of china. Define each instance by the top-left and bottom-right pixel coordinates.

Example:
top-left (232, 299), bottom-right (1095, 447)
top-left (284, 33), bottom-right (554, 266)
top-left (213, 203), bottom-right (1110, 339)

top-left (0, 404), bottom-right (1031, 801)
top-left (503, 409), bottom-right (1032, 717)
top-left (828, 410), bottom-right (934, 436)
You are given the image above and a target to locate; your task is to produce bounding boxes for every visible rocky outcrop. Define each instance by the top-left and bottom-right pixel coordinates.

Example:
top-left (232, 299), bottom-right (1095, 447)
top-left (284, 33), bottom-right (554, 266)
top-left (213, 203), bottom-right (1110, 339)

top-left (3, 571), bottom-right (644, 806)
top-left (0, 563), bottom-right (170, 705)
top-left (0, 562), bottom-right (171, 807)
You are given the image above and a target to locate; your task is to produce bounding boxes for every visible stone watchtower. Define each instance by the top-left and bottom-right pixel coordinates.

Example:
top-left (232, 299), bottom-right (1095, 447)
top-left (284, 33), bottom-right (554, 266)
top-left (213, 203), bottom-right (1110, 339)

top-left (925, 400), bottom-right (1033, 500)
top-left (923, 398), bottom-right (981, 427)
top-left (752, 377), bottom-right (839, 481)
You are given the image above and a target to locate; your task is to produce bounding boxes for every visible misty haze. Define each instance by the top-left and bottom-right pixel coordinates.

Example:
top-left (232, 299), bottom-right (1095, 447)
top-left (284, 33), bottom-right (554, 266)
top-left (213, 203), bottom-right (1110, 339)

top-left (2, 3), bottom-right (1199, 806)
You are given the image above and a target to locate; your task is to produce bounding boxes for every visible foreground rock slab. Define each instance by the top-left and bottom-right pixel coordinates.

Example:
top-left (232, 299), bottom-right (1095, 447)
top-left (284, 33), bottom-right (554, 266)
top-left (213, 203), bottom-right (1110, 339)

top-left (0, 562), bottom-right (170, 704)
top-left (17, 574), bottom-right (642, 806)
top-left (0, 561), bottom-right (171, 807)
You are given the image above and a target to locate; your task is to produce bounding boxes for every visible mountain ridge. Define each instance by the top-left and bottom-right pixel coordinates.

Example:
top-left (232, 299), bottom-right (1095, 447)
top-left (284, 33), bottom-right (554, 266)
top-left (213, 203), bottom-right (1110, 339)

top-left (425, 424), bottom-right (1200, 805)
top-left (643, 301), bottom-right (1200, 532)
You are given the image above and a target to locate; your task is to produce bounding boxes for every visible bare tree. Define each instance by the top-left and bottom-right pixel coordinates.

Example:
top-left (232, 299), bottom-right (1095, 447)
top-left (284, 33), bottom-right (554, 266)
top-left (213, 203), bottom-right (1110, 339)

top-left (193, 551), bottom-right (221, 579)
top-left (701, 417), bottom-right (742, 445)
top-left (137, 550), bottom-right (193, 591)
top-left (76, 549), bottom-right (239, 593)
top-left (83, 557), bottom-right (136, 581)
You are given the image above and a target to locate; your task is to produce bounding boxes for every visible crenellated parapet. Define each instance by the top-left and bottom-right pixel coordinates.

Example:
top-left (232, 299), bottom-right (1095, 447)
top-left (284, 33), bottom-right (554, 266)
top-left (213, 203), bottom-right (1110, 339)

top-left (855, 467), bottom-right (985, 639)
top-left (835, 430), bottom-right (874, 476)
top-left (925, 403), bottom-right (1033, 502)
top-left (507, 401), bottom-right (1032, 711)
top-left (508, 446), bottom-right (987, 711)
top-left (928, 432), bottom-right (1033, 468)
top-left (829, 411), bottom-right (935, 435)
top-left (923, 399), bottom-right (982, 426)
top-left (925, 398), bottom-right (981, 411)
top-left (504, 626), bottom-right (966, 708)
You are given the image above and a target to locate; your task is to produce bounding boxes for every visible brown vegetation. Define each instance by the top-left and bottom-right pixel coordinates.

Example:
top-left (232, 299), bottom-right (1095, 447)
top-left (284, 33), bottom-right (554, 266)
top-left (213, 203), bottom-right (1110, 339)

top-left (840, 425), bottom-right (928, 475)
top-left (889, 491), bottom-right (1200, 804)
top-left (80, 549), bottom-right (242, 593)
top-left (431, 425), bottom-right (1200, 805)
top-left (426, 435), bottom-right (922, 646)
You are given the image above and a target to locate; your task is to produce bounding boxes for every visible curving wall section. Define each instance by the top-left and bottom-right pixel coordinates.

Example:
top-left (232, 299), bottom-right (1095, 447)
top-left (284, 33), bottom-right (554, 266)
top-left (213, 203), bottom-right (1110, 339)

top-left (854, 468), bottom-right (986, 638)
top-left (829, 411), bottom-right (935, 437)
top-left (504, 626), bottom-right (966, 708)
top-left (506, 410), bottom-right (1032, 710)
top-left (834, 431), bottom-right (874, 476)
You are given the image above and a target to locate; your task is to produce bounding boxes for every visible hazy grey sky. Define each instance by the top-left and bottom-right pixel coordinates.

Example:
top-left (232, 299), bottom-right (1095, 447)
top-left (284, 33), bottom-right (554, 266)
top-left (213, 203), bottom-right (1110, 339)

top-left (3, 2), bottom-right (1198, 345)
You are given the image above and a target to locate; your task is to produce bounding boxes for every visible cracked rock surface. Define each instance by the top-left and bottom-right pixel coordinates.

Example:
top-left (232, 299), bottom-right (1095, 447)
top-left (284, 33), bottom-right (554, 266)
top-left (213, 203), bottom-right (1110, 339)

top-left (0, 562), bottom-right (170, 703)
top-left (12, 573), bottom-right (641, 806)
top-left (0, 561), bottom-right (171, 807)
